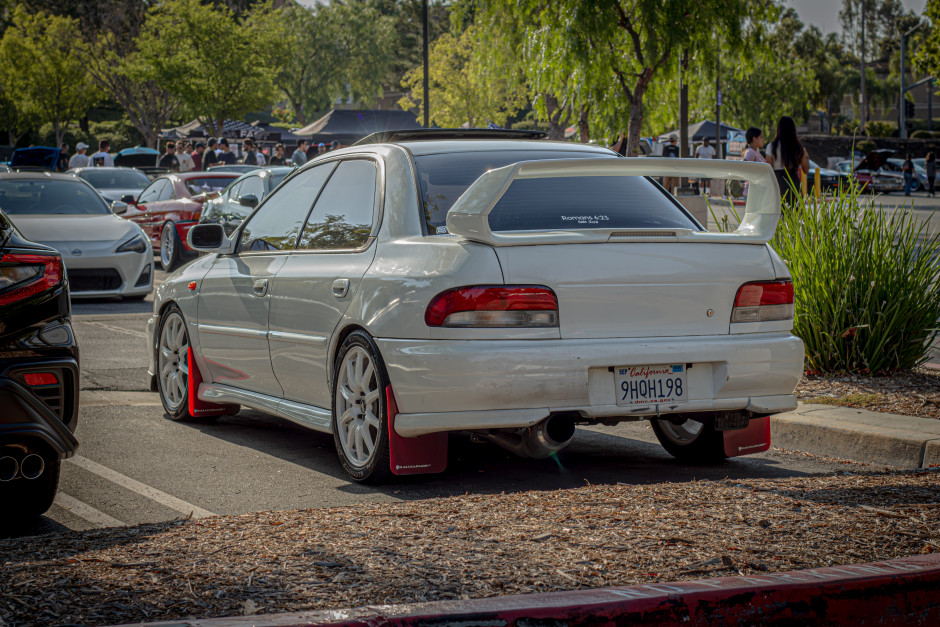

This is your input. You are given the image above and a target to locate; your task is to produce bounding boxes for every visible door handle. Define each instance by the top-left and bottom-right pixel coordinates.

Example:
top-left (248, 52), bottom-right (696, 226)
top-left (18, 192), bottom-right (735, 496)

top-left (332, 279), bottom-right (350, 298)
top-left (252, 279), bottom-right (268, 297)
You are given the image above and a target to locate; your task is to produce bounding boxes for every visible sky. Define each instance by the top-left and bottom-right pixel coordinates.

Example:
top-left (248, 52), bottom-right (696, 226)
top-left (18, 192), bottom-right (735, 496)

top-left (786, 0), bottom-right (927, 35)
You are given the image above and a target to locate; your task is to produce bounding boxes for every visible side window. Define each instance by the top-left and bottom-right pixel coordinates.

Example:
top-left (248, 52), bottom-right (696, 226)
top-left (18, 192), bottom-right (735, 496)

top-left (297, 160), bottom-right (376, 251)
top-left (224, 181), bottom-right (242, 202)
top-left (237, 163), bottom-right (335, 253)
top-left (238, 176), bottom-right (264, 200)
top-left (137, 179), bottom-right (165, 204)
top-left (157, 180), bottom-right (175, 201)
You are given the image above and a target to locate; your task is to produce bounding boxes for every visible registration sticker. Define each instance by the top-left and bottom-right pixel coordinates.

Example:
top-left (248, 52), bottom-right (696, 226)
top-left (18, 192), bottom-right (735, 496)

top-left (615, 364), bottom-right (687, 406)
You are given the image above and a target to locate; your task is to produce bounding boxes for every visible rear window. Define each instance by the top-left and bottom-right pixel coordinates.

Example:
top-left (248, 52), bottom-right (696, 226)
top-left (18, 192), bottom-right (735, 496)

top-left (488, 176), bottom-right (696, 232)
top-left (413, 150), bottom-right (691, 234)
top-left (184, 176), bottom-right (236, 196)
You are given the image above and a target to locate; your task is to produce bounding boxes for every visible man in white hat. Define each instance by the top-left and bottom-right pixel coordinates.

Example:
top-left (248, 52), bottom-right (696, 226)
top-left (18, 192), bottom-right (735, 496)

top-left (69, 142), bottom-right (90, 169)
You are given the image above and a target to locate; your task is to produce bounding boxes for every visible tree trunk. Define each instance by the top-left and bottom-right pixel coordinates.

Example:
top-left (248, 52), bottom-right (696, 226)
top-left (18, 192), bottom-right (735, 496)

top-left (625, 102), bottom-right (643, 157)
top-left (578, 104), bottom-right (590, 143)
top-left (80, 115), bottom-right (89, 135)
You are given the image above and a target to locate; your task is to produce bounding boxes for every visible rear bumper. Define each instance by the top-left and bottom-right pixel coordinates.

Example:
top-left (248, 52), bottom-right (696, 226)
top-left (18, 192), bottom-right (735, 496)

top-left (376, 333), bottom-right (804, 437)
top-left (0, 366), bottom-right (79, 458)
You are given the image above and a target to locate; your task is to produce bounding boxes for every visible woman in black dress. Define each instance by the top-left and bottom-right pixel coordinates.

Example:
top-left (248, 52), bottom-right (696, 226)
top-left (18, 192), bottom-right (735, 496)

top-left (766, 116), bottom-right (809, 205)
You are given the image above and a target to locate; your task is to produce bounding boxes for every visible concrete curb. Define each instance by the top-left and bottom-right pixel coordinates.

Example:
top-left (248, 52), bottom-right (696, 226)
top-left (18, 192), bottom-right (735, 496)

top-left (771, 403), bottom-right (940, 467)
top-left (116, 553), bottom-right (940, 626)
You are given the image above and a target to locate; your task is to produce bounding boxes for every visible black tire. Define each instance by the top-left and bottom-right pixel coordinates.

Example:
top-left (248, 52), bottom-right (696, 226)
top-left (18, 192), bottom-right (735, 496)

top-left (651, 417), bottom-right (727, 464)
top-left (156, 304), bottom-right (198, 422)
top-left (160, 222), bottom-right (182, 272)
top-left (331, 331), bottom-right (392, 483)
top-left (0, 457), bottom-right (61, 524)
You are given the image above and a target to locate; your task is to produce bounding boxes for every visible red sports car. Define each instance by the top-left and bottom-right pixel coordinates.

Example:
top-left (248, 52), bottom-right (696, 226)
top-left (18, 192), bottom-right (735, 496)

top-left (119, 172), bottom-right (238, 271)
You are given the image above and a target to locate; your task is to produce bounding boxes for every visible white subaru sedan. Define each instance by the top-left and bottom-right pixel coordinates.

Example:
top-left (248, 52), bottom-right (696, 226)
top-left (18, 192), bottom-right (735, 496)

top-left (147, 130), bottom-right (803, 483)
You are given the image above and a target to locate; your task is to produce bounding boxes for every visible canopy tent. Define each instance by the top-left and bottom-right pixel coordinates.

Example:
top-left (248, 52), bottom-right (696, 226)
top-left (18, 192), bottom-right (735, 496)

top-left (159, 120), bottom-right (303, 144)
top-left (293, 109), bottom-right (421, 145)
top-left (657, 120), bottom-right (744, 143)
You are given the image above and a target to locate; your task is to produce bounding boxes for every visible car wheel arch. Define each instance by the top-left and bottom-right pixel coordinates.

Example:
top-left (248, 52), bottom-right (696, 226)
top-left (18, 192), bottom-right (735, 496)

top-left (328, 323), bottom-right (374, 390)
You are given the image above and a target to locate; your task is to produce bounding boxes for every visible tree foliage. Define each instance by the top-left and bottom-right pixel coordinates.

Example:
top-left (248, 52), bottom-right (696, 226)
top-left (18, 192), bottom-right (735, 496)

top-left (0, 7), bottom-right (95, 146)
top-left (398, 26), bottom-right (527, 128)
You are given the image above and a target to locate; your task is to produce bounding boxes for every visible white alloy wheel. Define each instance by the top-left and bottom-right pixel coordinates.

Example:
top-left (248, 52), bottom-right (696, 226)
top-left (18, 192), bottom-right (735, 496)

top-left (158, 310), bottom-right (189, 412)
top-left (656, 418), bottom-right (704, 445)
top-left (334, 346), bottom-right (382, 469)
top-left (160, 226), bottom-right (174, 269)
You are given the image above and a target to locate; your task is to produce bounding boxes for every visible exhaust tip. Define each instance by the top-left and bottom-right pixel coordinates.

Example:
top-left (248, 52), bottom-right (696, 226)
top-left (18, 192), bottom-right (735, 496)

top-left (0, 456), bottom-right (18, 482)
top-left (20, 454), bottom-right (45, 480)
top-left (545, 413), bottom-right (577, 444)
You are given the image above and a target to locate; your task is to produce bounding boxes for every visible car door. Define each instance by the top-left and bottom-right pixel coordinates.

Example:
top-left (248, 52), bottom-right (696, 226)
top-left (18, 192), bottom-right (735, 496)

top-left (268, 158), bottom-right (379, 409)
top-left (196, 164), bottom-right (336, 397)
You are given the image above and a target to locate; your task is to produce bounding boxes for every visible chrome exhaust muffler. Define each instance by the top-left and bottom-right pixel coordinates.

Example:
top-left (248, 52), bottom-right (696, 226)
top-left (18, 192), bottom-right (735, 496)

top-left (0, 456), bottom-right (18, 482)
top-left (476, 413), bottom-right (577, 459)
top-left (20, 454), bottom-right (45, 480)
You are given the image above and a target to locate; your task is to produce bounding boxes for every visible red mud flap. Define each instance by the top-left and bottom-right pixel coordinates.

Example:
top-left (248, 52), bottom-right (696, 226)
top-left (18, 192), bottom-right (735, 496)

top-left (187, 348), bottom-right (238, 418)
top-left (386, 386), bottom-right (446, 476)
top-left (724, 415), bottom-right (771, 457)
top-left (117, 553), bottom-right (940, 626)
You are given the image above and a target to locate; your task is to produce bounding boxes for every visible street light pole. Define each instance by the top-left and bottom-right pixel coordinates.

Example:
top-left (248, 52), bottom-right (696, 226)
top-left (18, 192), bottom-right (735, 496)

top-left (422, 0), bottom-right (430, 128)
top-left (860, 2), bottom-right (866, 132)
top-left (900, 22), bottom-right (924, 140)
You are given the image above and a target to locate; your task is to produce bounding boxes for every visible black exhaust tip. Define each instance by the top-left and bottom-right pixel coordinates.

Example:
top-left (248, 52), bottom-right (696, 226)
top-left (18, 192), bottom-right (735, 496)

top-left (0, 456), bottom-right (18, 482)
top-left (546, 412), bottom-right (577, 443)
top-left (20, 454), bottom-right (44, 480)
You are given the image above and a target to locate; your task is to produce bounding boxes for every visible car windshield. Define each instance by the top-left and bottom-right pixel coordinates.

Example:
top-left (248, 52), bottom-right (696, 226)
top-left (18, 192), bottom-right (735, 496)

top-left (0, 179), bottom-right (109, 215)
top-left (413, 150), bottom-right (690, 234)
top-left (77, 169), bottom-right (151, 189)
top-left (185, 177), bottom-right (236, 196)
top-left (270, 173), bottom-right (287, 189)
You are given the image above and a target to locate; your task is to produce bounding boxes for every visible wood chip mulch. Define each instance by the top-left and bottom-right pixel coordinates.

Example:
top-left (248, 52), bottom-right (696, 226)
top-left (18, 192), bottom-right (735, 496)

top-left (796, 367), bottom-right (940, 420)
top-left (1, 469), bottom-right (938, 627)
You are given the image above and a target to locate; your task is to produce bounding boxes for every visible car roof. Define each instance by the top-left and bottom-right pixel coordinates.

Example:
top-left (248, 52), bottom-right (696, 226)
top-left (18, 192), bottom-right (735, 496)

top-left (69, 166), bottom-right (145, 173)
top-left (392, 139), bottom-right (615, 157)
top-left (166, 171), bottom-right (240, 181)
top-left (0, 171), bottom-right (81, 182)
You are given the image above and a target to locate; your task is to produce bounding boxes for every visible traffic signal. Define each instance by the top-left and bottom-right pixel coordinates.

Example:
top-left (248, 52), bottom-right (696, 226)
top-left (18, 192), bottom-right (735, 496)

top-left (905, 99), bottom-right (916, 118)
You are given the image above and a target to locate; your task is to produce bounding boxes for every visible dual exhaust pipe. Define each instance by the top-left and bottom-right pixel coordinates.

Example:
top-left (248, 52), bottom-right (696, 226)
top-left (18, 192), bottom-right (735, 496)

top-left (0, 454), bottom-right (45, 482)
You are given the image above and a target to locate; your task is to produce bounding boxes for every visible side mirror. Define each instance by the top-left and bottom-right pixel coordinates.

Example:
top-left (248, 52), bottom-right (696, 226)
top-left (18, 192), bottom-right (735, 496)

top-left (121, 194), bottom-right (136, 204)
top-left (238, 194), bottom-right (259, 208)
top-left (111, 201), bottom-right (128, 215)
top-left (187, 223), bottom-right (235, 254)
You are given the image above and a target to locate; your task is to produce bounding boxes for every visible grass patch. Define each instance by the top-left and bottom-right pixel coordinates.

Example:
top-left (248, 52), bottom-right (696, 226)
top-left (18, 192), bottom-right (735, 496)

top-left (805, 393), bottom-right (886, 408)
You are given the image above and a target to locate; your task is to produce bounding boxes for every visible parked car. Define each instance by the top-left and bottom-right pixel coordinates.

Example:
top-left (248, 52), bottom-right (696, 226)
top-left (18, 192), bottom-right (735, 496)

top-left (0, 172), bottom-right (153, 299)
top-left (885, 158), bottom-right (928, 192)
top-left (117, 172), bottom-right (238, 271)
top-left (0, 207), bottom-right (79, 522)
top-left (68, 166), bottom-right (152, 204)
top-left (148, 130), bottom-right (803, 483)
top-left (10, 146), bottom-right (60, 172)
top-left (851, 149), bottom-right (904, 193)
top-left (0, 164), bottom-right (10, 173)
top-left (199, 166), bottom-right (292, 236)
top-left (807, 160), bottom-right (849, 191)
top-left (206, 164), bottom-right (263, 174)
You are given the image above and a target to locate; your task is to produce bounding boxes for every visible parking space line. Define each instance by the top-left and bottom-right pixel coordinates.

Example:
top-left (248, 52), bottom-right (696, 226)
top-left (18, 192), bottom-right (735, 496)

top-left (82, 320), bottom-right (148, 338)
top-left (66, 455), bottom-right (216, 519)
top-left (55, 492), bottom-right (126, 528)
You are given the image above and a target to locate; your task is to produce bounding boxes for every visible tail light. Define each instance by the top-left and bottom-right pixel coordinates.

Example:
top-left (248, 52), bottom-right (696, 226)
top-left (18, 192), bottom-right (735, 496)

top-left (425, 285), bottom-right (558, 328)
top-left (732, 280), bottom-right (794, 322)
top-left (0, 253), bottom-right (64, 307)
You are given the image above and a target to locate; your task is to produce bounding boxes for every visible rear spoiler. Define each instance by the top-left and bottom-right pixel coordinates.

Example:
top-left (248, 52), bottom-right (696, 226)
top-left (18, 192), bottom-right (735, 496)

top-left (446, 158), bottom-right (781, 246)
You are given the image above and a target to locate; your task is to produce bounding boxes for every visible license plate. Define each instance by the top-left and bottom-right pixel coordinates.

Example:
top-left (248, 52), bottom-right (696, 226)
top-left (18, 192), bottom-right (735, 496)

top-left (615, 364), bottom-right (687, 406)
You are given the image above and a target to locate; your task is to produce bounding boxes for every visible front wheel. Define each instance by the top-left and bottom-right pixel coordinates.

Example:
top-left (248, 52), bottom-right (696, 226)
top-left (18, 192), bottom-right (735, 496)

top-left (331, 331), bottom-right (391, 483)
top-left (651, 417), bottom-right (726, 464)
top-left (160, 223), bottom-right (182, 272)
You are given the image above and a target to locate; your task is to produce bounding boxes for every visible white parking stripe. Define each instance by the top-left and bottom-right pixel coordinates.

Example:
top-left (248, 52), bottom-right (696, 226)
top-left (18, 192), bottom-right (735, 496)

top-left (66, 455), bottom-right (216, 519)
top-left (55, 493), bottom-right (126, 528)
top-left (83, 320), bottom-right (148, 338)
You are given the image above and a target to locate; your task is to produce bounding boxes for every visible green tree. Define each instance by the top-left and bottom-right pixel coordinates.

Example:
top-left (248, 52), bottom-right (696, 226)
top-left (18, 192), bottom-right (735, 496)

top-left (916, 0), bottom-right (940, 79)
top-left (398, 26), bottom-right (527, 128)
top-left (470, 0), bottom-right (766, 156)
top-left (137, 0), bottom-right (278, 136)
top-left (0, 7), bottom-right (95, 147)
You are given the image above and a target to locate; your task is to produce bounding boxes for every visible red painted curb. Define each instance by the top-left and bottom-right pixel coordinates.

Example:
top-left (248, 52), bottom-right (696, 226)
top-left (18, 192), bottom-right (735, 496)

top-left (117, 553), bottom-right (940, 626)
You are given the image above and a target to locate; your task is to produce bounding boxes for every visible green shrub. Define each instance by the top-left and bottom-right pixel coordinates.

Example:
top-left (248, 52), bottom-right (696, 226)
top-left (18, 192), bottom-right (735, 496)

top-left (857, 139), bottom-right (877, 154)
top-left (911, 129), bottom-right (933, 139)
top-left (711, 183), bottom-right (940, 373)
top-left (864, 121), bottom-right (895, 137)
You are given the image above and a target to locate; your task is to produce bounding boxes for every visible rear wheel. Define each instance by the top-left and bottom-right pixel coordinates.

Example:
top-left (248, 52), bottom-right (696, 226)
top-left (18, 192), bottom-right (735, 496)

top-left (331, 331), bottom-right (391, 483)
top-left (651, 417), bottom-right (726, 463)
top-left (160, 223), bottom-right (182, 272)
top-left (157, 305), bottom-right (197, 421)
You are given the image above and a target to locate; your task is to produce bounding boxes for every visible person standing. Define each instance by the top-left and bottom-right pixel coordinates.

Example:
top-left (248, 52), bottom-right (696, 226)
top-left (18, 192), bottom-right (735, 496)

top-left (695, 137), bottom-right (717, 195)
top-left (68, 142), bottom-right (90, 169)
top-left (89, 139), bottom-right (114, 167)
top-left (192, 142), bottom-right (204, 171)
top-left (610, 133), bottom-right (628, 156)
top-left (902, 153), bottom-right (915, 197)
top-left (217, 138), bottom-right (236, 164)
top-left (291, 139), bottom-right (308, 167)
top-left (159, 142), bottom-right (179, 171)
top-left (766, 116), bottom-right (809, 205)
top-left (269, 143), bottom-right (287, 165)
top-left (741, 127), bottom-right (766, 198)
top-left (202, 138), bottom-right (218, 170)
top-left (242, 139), bottom-right (258, 166)
top-left (255, 145), bottom-right (266, 166)
top-left (926, 153), bottom-right (937, 197)
top-left (177, 142), bottom-right (195, 172)
top-left (661, 135), bottom-right (680, 193)
top-left (330, 140), bottom-right (341, 151)
top-left (57, 143), bottom-right (70, 171)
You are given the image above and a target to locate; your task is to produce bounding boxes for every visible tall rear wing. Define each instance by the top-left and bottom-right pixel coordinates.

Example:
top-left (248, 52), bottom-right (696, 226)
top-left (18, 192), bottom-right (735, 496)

top-left (446, 158), bottom-right (781, 246)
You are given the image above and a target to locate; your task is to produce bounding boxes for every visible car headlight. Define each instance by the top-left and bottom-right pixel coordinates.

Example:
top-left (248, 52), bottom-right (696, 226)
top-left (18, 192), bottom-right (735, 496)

top-left (116, 234), bottom-right (147, 254)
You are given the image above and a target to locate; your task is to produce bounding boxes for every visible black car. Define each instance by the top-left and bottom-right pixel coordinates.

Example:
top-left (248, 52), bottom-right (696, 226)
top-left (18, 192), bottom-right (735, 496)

top-left (199, 166), bottom-right (291, 236)
top-left (0, 208), bottom-right (79, 523)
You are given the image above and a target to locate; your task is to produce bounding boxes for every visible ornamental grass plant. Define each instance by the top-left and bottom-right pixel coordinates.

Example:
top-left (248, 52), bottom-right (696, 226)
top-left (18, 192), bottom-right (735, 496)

top-left (712, 182), bottom-right (940, 374)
